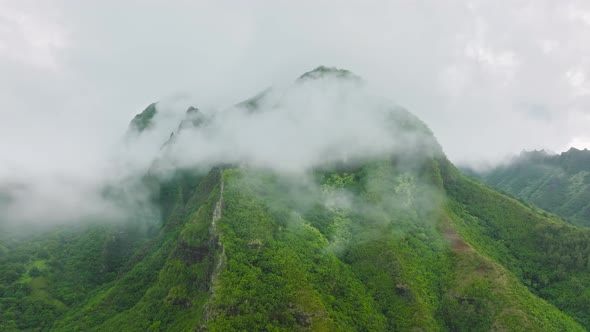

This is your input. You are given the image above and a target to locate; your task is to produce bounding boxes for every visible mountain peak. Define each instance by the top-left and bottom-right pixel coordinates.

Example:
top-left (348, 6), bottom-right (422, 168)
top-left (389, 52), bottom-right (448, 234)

top-left (297, 66), bottom-right (361, 81)
top-left (564, 146), bottom-right (585, 154)
top-left (186, 106), bottom-right (199, 114)
top-left (129, 102), bottom-right (158, 132)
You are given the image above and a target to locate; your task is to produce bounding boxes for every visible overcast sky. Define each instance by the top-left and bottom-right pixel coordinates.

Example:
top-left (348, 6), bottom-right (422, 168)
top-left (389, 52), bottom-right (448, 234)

top-left (2, 0), bottom-right (590, 173)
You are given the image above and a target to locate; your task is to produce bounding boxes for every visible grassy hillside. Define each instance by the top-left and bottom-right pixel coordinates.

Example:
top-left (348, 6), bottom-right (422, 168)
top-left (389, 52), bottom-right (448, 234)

top-left (474, 148), bottom-right (590, 226)
top-left (443, 160), bottom-right (590, 328)
top-left (200, 159), bottom-right (585, 331)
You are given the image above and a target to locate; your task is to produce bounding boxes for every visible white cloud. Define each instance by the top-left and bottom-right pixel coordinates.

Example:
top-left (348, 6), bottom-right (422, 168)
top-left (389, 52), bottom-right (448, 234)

top-left (158, 74), bottom-right (437, 174)
top-left (4, 0), bottom-right (590, 222)
top-left (0, 1), bottom-right (68, 70)
top-left (565, 69), bottom-right (590, 96)
top-left (565, 137), bottom-right (590, 151)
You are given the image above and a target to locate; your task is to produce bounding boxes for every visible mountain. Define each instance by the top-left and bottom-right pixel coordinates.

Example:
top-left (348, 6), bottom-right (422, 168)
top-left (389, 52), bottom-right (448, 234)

top-left (130, 102), bottom-right (158, 132)
top-left (469, 148), bottom-right (590, 227)
top-left (2, 67), bottom-right (590, 331)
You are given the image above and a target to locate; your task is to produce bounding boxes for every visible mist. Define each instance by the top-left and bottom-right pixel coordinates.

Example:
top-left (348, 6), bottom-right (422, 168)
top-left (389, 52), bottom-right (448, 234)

top-left (4, 1), bottom-right (590, 225)
top-left (156, 71), bottom-right (440, 174)
top-left (0, 68), bottom-right (441, 226)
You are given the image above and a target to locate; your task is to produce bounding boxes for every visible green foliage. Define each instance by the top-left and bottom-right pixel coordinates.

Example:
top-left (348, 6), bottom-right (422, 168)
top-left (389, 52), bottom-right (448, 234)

top-left (0, 222), bottom-right (155, 331)
top-left (203, 159), bottom-right (584, 331)
top-left (0, 169), bottom-right (218, 332)
top-left (3, 155), bottom-right (590, 331)
top-left (206, 168), bottom-right (387, 331)
top-left (478, 148), bottom-right (590, 226)
top-left (443, 160), bottom-right (590, 328)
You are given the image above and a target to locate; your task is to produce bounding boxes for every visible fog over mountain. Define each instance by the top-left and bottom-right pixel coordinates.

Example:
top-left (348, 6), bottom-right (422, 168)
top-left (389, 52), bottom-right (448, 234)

top-left (3, 1), bottom-right (590, 224)
top-left (4, 66), bottom-right (590, 331)
top-left (7, 3), bottom-right (590, 331)
top-left (0, 67), bottom-right (439, 225)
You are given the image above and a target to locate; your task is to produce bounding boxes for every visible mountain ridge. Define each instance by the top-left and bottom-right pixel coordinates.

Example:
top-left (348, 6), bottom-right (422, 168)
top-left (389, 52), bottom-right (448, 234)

top-left (470, 148), bottom-right (590, 227)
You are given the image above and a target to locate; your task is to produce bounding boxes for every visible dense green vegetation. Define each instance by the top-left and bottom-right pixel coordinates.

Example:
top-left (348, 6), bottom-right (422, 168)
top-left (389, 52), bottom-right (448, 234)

top-left (443, 160), bottom-right (590, 328)
top-left (6, 154), bottom-right (587, 330)
top-left (0, 169), bottom-right (218, 331)
top-left (3, 68), bottom-right (590, 331)
top-left (471, 148), bottom-right (590, 226)
top-left (0, 224), bottom-right (151, 331)
top-left (201, 159), bottom-right (584, 331)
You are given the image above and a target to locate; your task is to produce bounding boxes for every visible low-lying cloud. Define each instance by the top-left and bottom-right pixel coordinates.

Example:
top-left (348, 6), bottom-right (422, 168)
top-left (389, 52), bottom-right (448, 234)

top-left (157, 73), bottom-right (438, 174)
top-left (0, 71), bottom-right (439, 226)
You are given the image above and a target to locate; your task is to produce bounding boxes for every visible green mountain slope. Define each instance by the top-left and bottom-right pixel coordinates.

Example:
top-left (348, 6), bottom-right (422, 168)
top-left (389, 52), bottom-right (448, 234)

top-left (2, 67), bottom-right (590, 331)
top-left (203, 160), bottom-right (585, 331)
top-left (472, 148), bottom-right (590, 226)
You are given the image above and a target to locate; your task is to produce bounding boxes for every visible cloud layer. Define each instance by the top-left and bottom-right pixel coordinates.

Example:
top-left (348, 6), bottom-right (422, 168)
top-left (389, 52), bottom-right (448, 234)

top-left (156, 72), bottom-right (438, 174)
top-left (0, 70), bottom-right (440, 225)
top-left (3, 1), bottom-right (590, 223)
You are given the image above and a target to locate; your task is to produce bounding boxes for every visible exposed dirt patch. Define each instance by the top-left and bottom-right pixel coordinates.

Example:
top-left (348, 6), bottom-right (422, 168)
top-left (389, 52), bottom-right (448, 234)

top-left (440, 219), bottom-right (472, 253)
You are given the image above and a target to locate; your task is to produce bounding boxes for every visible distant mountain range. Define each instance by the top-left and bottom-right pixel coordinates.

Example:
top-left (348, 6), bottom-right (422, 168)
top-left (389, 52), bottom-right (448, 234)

top-left (466, 148), bottom-right (590, 227)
